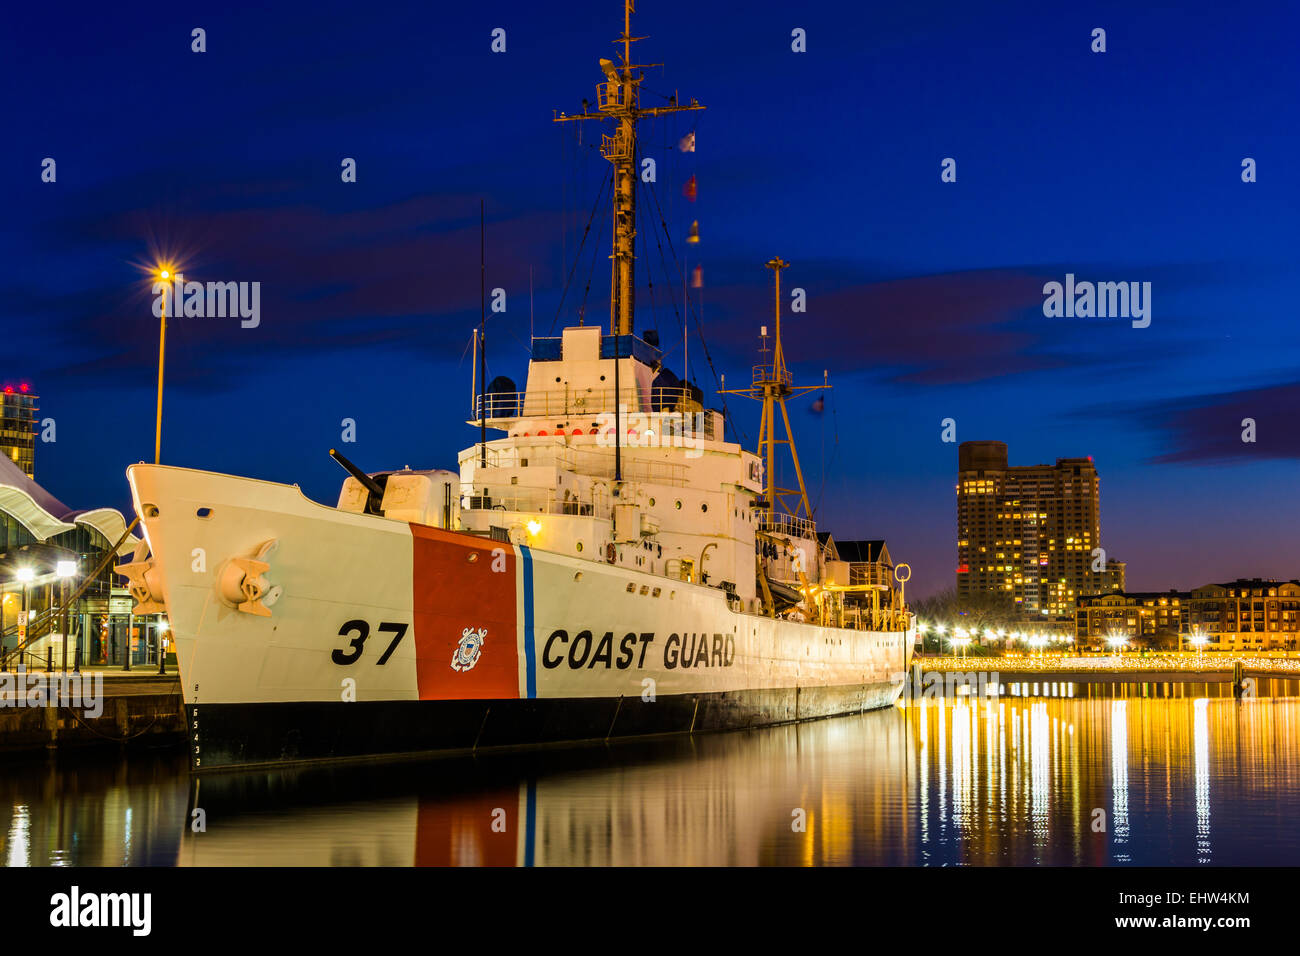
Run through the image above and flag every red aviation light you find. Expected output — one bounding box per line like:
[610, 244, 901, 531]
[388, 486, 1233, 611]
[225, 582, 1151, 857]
[19, 383, 29, 393]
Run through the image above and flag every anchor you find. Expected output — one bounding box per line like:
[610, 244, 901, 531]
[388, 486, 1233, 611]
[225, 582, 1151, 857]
[215, 539, 283, 617]
[116, 541, 167, 615]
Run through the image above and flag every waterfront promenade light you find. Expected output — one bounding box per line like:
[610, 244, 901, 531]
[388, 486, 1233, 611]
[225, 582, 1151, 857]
[56, 560, 76, 673]
[158, 618, 170, 675]
[1106, 632, 1128, 652]
[14, 566, 34, 665]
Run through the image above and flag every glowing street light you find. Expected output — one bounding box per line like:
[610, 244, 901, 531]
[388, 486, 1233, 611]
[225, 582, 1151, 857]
[56, 560, 76, 673]
[13, 567, 35, 665]
[157, 618, 170, 675]
[1106, 632, 1129, 654]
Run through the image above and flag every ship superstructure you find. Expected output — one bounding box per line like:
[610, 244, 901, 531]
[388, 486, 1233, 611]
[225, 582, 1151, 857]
[118, 0, 913, 771]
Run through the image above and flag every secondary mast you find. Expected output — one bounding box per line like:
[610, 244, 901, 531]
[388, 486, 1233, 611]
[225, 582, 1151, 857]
[723, 257, 827, 526]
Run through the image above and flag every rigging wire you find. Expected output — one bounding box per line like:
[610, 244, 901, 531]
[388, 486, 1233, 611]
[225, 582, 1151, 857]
[549, 167, 613, 334]
[640, 159, 749, 448]
[576, 176, 613, 328]
[640, 202, 660, 340]
[812, 384, 841, 518]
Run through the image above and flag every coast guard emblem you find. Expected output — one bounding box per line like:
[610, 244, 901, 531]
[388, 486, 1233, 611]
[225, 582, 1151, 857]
[452, 627, 487, 672]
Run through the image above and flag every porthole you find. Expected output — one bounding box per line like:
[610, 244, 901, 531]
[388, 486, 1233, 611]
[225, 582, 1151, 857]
[675, 500, 682, 510]
[196, 507, 213, 519]
[574, 572, 583, 582]
[701, 503, 708, 513]
[649, 497, 656, 507]
[576, 541, 584, 552]
[467, 553, 479, 563]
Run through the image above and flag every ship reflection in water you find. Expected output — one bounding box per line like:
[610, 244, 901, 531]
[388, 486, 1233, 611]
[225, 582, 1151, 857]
[4, 682, 1300, 866]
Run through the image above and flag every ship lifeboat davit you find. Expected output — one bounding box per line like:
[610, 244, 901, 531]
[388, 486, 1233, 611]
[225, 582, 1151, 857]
[215, 538, 283, 618]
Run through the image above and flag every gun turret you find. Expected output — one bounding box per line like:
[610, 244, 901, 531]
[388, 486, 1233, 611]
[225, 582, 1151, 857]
[330, 448, 385, 515]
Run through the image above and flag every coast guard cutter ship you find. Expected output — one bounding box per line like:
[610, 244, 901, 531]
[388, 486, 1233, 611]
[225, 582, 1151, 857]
[119, 0, 915, 770]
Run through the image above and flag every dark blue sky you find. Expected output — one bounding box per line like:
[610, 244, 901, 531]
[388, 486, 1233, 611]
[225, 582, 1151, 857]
[3, 0, 1298, 598]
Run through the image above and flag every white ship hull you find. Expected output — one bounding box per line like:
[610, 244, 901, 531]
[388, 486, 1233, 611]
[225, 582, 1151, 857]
[127, 464, 913, 770]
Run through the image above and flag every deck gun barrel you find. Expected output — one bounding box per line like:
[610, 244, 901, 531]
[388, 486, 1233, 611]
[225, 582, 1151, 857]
[329, 448, 385, 510]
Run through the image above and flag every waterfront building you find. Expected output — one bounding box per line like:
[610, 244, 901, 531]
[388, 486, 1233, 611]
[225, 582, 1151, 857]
[1074, 579, 1300, 651]
[0, 383, 37, 478]
[1074, 590, 1187, 648]
[1187, 579, 1300, 651]
[0, 452, 149, 667]
[957, 441, 1124, 619]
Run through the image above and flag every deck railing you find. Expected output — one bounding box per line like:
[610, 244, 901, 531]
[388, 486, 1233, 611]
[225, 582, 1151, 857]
[756, 511, 817, 540]
[471, 386, 703, 421]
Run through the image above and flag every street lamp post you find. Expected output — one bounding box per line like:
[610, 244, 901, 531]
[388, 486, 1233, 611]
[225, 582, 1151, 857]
[15, 566, 35, 670]
[57, 560, 76, 673]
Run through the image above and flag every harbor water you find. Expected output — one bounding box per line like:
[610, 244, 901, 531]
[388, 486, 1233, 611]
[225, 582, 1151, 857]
[4, 681, 1300, 866]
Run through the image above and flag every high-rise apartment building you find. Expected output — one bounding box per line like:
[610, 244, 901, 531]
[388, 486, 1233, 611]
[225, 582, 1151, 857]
[957, 440, 1123, 618]
[0, 383, 37, 478]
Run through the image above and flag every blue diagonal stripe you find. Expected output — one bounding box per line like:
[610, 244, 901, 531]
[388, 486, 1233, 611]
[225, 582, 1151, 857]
[520, 545, 536, 699]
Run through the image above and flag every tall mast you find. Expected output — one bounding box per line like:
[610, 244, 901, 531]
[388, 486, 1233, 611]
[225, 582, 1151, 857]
[479, 199, 487, 468]
[722, 257, 827, 525]
[554, 0, 704, 336]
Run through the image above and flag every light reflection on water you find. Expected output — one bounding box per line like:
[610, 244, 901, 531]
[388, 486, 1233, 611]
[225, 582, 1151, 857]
[3, 684, 1300, 866]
